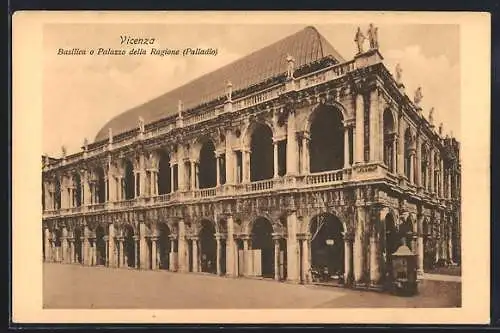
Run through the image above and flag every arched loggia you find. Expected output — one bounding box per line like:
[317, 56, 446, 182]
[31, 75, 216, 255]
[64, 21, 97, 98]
[124, 160, 135, 200]
[250, 124, 274, 181]
[199, 140, 217, 189]
[383, 213, 399, 282]
[199, 220, 217, 274]
[158, 152, 172, 195]
[310, 213, 345, 281]
[251, 217, 274, 278]
[124, 225, 137, 268]
[158, 223, 171, 270]
[383, 109, 396, 173]
[73, 173, 82, 207]
[309, 105, 344, 173]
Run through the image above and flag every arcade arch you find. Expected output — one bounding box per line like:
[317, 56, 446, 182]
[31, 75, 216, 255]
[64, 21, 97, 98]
[250, 124, 274, 182]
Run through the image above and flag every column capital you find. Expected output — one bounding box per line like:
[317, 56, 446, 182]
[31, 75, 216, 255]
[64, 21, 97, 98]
[190, 236, 199, 241]
[116, 236, 125, 241]
[239, 234, 250, 240]
[271, 232, 282, 241]
[150, 236, 159, 242]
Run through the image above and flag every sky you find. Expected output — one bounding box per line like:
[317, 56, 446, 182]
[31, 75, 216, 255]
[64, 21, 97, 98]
[43, 23, 460, 157]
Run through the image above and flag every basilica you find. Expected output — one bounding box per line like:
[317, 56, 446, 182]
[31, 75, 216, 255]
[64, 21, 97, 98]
[41, 25, 461, 289]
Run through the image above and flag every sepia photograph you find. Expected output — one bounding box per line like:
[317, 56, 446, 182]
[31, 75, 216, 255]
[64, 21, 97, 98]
[12, 11, 490, 324]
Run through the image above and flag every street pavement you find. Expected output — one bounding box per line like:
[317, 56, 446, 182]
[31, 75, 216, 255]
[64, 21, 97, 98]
[43, 263, 461, 309]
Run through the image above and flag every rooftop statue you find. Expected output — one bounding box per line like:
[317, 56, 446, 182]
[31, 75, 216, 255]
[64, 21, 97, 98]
[108, 127, 113, 143]
[83, 137, 89, 150]
[178, 100, 183, 118]
[226, 80, 233, 101]
[138, 116, 145, 133]
[367, 23, 379, 49]
[428, 107, 434, 125]
[354, 27, 366, 54]
[414, 87, 423, 106]
[395, 63, 403, 85]
[286, 54, 295, 79]
[61, 145, 67, 158]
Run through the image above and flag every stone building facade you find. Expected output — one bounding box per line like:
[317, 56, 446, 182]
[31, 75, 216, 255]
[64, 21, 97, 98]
[42, 26, 461, 289]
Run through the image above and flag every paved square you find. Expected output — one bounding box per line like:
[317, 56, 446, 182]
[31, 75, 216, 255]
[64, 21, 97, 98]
[43, 263, 461, 309]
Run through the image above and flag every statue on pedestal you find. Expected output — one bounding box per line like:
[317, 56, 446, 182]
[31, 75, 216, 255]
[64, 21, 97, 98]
[354, 27, 366, 54]
[367, 23, 379, 49]
[178, 100, 183, 118]
[414, 87, 423, 106]
[61, 145, 67, 159]
[225, 80, 233, 101]
[428, 107, 434, 125]
[83, 137, 89, 151]
[395, 63, 403, 85]
[286, 54, 295, 79]
[108, 127, 113, 143]
[138, 116, 145, 133]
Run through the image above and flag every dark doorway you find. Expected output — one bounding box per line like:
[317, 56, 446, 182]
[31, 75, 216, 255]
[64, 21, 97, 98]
[199, 220, 217, 274]
[383, 213, 399, 282]
[310, 213, 344, 280]
[124, 225, 136, 268]
[199, 140, 217, 189]
[251, 217, 274, 278]
[250, 124, 274, 181]
[158, 151, 172, 195]
[158, 223, 171, 270]
[74, 227, 83, 264]
[95, 225, 106, 266]
[309, 106, 344, 173]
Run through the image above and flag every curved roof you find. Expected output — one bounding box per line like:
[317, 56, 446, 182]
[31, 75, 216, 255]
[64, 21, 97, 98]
[94, 26, 344, 142]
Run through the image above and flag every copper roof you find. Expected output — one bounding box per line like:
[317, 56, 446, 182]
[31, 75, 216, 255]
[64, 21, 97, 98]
[94, 26, 344, 142]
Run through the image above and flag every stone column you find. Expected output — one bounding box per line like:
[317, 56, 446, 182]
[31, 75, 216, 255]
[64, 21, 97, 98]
[369, 234, 381, 286]
[139, 223, 147, 269]
[354, 94, 365, 163]
[91, 238, 97, 266]
[344, 234, 353, 285]
[344, 125, 350, 168]
[132, 236, 139, 268]
[225, 215, 236, 277]
[286, 110, 298, 175]
[242, 149, 251, 183]
[440, 158, 445, 197]
[43, 228, 51, 262]
[169, 237, 176, 271]
[215, 154, 221, 186]
[190, 160, 197, 190]
[117, 237, 124, 267]
[301, 234, 311, 283]
[242, 236, 251, 276]
[286, 211, 300, 283]
[178, 219, 187, 272]
[103, 236, 109, 266]
[429, 150, 435, 193]
[273, 235, 280, 281]
[108, 224, 116, 267]
[409, 151, 415, 184]
[225, 129, 235, 185]
[417, 217, 425, 278]
[151, 236, 158, 270]
[368, 89, 379, 162]
[416, 136, 422, 187]
[353, 207, 365, 284]
[191, 237, 199, 272]
[302, 134, 310, 174]
[216, 235, 222, 275]
[273, 139, 279, 178]
[391, 135, 397, 173]
[397, 117, 405, 175]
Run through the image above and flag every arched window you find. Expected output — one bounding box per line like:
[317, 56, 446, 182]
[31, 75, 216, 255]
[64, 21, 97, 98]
[309, 105, 344, 173]
[199, 140, 217, 188]
[250, 124, 274, 181]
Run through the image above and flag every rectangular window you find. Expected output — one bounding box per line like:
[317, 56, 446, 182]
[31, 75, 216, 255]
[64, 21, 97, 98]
[278, 140, 287, 176]
[220, 154, 226, 185]
[236, 151, 243, 183]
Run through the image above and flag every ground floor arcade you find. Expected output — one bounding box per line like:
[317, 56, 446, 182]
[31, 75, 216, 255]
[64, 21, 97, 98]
[42, 205, 459, 289]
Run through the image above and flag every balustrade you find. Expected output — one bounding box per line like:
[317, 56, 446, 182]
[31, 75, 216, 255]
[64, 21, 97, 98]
[305, 169, 344, 185]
